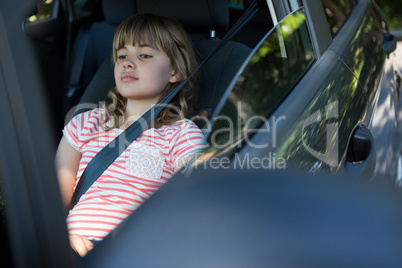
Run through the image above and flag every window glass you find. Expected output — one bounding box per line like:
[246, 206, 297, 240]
[27, 0, 54, 22]
[321, 0, 355, 36]
[287, 0, 303, 11]
[200, 8, 315, 160]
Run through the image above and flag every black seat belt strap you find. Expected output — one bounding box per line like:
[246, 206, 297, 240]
[70, 1, 262, 210]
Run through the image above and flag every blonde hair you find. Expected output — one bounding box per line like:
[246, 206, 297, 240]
[104, 13, 206, 129]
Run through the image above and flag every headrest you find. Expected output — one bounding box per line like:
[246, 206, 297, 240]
[137, 0, 229, 34]
[102, 0, 138, 25]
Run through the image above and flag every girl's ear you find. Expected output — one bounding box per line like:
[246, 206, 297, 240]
[169, 71, 181, 83]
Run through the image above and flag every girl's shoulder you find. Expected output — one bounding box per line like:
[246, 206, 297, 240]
[70, 107, 107, 130]
[63, 108, 108, 148]
[74, 107, 106, 122]
[85, 107, 106, 117]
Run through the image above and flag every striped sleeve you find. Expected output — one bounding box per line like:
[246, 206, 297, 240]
[62, 108, 105, 152]
[170, 120, 206, 167]
[63, 112, 83, 152]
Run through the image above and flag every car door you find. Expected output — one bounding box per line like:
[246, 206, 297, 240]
[195, 0, 399, 181]
[335, 0, 402, 182]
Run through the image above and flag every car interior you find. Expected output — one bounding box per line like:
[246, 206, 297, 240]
[3, 0, 402, 266]
[27, 0, 274, 140]
[75, 0, 253, 124]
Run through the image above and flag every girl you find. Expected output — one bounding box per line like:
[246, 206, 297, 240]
[56, 13, 206, 256]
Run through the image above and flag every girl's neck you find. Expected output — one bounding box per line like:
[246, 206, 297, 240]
[120, 98, 161, 130]
[124, 98, 158, 116]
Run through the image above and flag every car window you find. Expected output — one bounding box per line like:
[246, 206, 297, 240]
[321, 0, 355, 37]
[28, 0, 99, 22]
[199, 8, 315, 161]
[27, 0, 54, 22]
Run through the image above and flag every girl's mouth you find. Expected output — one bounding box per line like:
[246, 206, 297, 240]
[121, 73, 138, 82]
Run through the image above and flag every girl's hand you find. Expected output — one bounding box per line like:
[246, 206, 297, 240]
[69, 234, 94, 257]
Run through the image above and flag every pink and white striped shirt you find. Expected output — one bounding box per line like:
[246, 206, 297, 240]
[63, 108, 205, 240]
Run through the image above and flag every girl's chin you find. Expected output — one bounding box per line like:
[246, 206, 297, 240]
[117, 90, 162, 103]
[117, 88, 141, 98]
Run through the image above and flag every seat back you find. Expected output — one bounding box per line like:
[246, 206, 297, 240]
[68, 0, 137, 106]
[75, 0, 252, 122]
[82, 0, 138, 85]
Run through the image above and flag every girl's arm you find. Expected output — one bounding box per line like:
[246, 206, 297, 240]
[56, 137, 94, 257]
[55, 136, 81, 210]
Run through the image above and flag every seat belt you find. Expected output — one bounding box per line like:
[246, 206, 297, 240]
[70, 1, 262, 210]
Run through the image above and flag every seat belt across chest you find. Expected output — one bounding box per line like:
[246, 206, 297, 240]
[69, 1, 262, 210]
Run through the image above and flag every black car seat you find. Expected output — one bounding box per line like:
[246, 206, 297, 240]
[67, 0, 137, 106]
[80, 0, 138, 89]
[74, 0, 252, 124]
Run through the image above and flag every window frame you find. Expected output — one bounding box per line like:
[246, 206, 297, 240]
[199, 7, 317, 162]
[299, 0, 333, 58]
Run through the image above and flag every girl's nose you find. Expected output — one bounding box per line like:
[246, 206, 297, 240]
[123, 57, 136, 69]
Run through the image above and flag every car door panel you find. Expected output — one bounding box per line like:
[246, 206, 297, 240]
[338, 1, 401, 181]
[198, 6, 369, 176]
[339, 3, 385, 100]
[244, 59, 367, 174]
[229, 0, 395, 178]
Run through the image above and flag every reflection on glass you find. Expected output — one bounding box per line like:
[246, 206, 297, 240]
[340, 9, 384, 100]
[274, 61, 366, 172]
[201, 8, 315, 159]
[28, 0, 54, 22]
[321, 0, 354, 36]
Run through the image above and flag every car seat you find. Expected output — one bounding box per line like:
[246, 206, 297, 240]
[74, 0, 252, 125]
[67, 0, 137, 106]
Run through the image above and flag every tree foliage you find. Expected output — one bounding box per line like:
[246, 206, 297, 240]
[374, 0, 402, 28]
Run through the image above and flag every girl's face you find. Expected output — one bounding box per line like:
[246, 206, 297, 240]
[114, 43, 179, 103]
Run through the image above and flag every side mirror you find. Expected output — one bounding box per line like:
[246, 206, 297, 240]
[382, 32, 397, 55]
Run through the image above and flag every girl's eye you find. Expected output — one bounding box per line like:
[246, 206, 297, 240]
[117, 55, 127, 60]
[139, 54, 152, 59]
